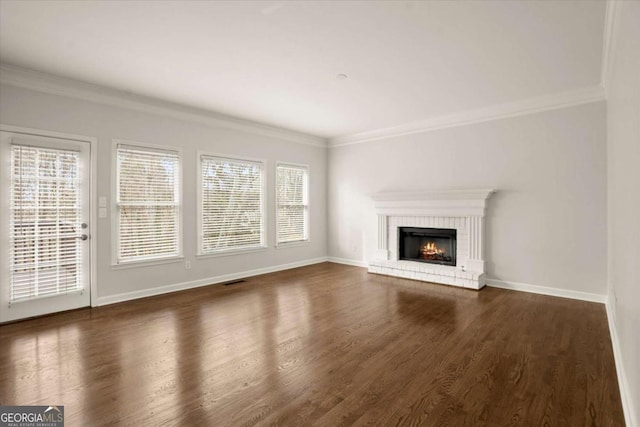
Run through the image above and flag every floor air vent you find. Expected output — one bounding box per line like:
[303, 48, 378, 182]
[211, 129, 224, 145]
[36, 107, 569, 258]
[222, 279, 246, 286]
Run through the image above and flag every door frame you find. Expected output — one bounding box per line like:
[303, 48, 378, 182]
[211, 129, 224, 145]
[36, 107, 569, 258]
[0, 124, 98, 309]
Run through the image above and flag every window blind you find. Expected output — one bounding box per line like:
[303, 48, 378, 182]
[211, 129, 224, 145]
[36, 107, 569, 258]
[116, 144, 180, 263]
[200, 155, 264, 253]
[276, 164, 309, 244]
[9, 145, 82, 301]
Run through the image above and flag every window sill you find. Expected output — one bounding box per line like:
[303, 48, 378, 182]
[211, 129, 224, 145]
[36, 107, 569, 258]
[276, 240, 310, 249]
[197, 246, 268, 259]
[112, 256, 184, 270]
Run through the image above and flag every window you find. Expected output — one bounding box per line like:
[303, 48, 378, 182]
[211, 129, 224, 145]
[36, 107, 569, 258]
[276, 163, 309, 245]
[115, 142, 181, 264]
[9, 144, 83, 300]
[199, 154, 265, 254]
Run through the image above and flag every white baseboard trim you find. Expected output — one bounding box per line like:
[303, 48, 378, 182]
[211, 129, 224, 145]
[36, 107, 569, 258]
[606, 297, 636, 427]
[327, 257, 369, 268]
[485, 278, 607, 303]
[96, 257, 329, 306]
[321, 264, 608, 304]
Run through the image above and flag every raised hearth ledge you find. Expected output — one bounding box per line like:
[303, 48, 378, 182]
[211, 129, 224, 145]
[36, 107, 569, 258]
[370, 189, 494, 290]
[369, 260, 483, 289]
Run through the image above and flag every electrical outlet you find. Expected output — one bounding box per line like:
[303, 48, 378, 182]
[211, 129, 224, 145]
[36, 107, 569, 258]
[185, 260, 191, 270]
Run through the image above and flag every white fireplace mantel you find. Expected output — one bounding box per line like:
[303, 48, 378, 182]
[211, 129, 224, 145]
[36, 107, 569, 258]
[369, 189, 494, 290]
[372, 189, 494, 217]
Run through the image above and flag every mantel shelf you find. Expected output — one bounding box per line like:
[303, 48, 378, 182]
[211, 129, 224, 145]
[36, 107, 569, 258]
[371, 189, 495, 218]
[371, 189, 495, 202]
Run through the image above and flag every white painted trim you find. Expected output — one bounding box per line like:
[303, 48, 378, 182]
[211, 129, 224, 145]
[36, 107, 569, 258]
[196, 247, 268, 259]
[326, 261, 610, 304]
[89, 134, 99, 308]
[275, 240, 311, 249]
[372, 189, 494, 218]
[372, 189, 495, 202]
[111, 256, 185, 270]
[0, 63, 327, 148]
[0, 63, 607, 149]
[329, 85, 605, 146]
[327, 257, 369, 268]
[486, 278, 606, 304]
[0, 124, 100, 308]
[606, 297, 636, 427]
[601, 0, 620, 92]
[0, 124, 97, 144]
[0, 64, 607, 149]
[96, 257, 329, 306]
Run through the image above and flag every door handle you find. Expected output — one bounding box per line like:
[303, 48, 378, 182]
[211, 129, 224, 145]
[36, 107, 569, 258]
[76, 234, 89, 241]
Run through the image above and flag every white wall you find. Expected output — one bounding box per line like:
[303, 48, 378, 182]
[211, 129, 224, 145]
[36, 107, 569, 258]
[0, 84, 327, 302]
[328, 101, 607, 295]
[606, 1, 640, 425]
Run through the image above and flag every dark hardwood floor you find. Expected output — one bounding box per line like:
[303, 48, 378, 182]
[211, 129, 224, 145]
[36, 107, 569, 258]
[0, 262, 624, 426]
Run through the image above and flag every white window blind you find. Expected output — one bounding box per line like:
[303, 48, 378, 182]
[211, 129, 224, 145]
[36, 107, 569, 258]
[116, 144, 180, 263]
[276, 164, 309, 244]
[9, 145, 82, 301]
[200, 155, 264, 254]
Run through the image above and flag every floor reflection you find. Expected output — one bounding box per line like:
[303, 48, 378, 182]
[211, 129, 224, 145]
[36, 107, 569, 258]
[1, 263, 616, 426]
[395, 290, 457, 326]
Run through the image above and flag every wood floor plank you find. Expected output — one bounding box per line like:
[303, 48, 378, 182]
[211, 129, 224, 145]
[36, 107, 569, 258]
[0, 262, 625, 426]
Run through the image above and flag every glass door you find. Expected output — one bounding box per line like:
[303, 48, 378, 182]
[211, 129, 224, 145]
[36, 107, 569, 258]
[0, 131, 91, 322]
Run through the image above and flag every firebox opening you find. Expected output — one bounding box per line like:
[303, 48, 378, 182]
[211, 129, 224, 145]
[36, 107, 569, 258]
[398, 227, 457, 267]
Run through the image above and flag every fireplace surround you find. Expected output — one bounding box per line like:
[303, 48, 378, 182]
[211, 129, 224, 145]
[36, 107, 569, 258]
[368, 189, 494, 289]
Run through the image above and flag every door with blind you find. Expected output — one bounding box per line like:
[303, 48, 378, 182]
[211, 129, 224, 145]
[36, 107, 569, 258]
[0, 130, 91, 322]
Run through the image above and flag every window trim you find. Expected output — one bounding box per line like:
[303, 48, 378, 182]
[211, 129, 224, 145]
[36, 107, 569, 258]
[197, 151, 267, 257]
[275, 161, 310, 247]
[111, 139, 183, 267]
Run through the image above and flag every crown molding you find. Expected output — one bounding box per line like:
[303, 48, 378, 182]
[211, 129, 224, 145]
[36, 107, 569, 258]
[0, 63, 327, 148]
[328, 85, 605, 147]
[601, 0, 620, 93]
[1, 63, 608, 150]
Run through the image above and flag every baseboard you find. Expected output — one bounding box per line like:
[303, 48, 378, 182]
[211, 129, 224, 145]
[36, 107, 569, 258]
[321, 264, 608, 303]
[327, 257, 369, 268]
[96, 257, 329, 306]
[606, 297, 636, 427]
[485, 278, 607, 303]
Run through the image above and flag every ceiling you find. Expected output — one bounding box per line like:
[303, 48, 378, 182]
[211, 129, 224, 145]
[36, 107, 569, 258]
[0, 1, 606, 139]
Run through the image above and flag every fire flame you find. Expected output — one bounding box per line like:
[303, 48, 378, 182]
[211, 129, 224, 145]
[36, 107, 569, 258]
[421, 242, 444, 256]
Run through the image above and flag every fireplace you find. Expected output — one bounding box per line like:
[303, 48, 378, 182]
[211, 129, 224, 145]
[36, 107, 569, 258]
[369, 189, 494, 289]
[398, 227, 457, 267]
